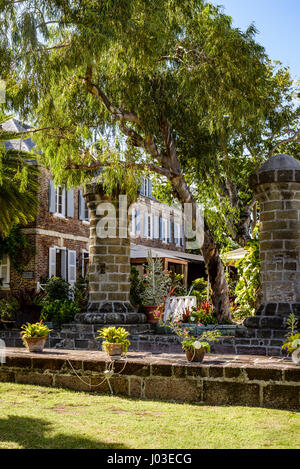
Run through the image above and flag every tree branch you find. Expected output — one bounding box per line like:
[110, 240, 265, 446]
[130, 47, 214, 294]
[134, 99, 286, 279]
[269, 129, 300, 157]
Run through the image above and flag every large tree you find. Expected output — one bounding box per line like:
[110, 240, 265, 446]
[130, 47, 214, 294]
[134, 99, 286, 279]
[0, 115, 39, 236]
[1, 0, 298, 321]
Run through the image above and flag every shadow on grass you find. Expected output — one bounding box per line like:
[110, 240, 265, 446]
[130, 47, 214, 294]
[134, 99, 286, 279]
[0, 415, 128, 449]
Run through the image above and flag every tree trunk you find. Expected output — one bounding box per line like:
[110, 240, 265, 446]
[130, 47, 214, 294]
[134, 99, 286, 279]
[202, 222, 231, 322]
[169, 173, 231, 322]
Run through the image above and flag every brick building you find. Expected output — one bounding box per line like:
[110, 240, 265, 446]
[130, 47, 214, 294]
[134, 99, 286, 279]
[0, 119, 205, 295]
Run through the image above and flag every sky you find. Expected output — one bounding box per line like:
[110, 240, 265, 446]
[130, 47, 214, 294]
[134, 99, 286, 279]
[210, 0, 300, 80]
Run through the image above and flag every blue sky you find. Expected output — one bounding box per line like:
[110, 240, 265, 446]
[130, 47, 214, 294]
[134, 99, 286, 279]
[210, 0, 300, 79]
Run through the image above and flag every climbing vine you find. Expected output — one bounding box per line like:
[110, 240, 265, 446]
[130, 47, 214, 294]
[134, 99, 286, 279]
[0, 226, 35, 275]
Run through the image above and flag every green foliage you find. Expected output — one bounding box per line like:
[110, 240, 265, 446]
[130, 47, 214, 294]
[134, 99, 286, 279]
[168, 273, 187, 297]
[16, 288, 47, 308]
[41, 299, 80, 326]
[73, 276, 89, 312]
[44, 277, 70, 301]
[0, 117, 39, 236]
[191, 278, 209, 303]
[141, 251, 171, 305]
[0, 226, 34, 275]
[0, 296, 19, 321]
[169, 321, 222, 353]
[97, 326, 131, 354]
[181, 338, 211, 353]
[233, 238, 260, 320]
[189, 304, 218, 326]
[129, 266, 145, 306]
[282, 314, 300, 356]
[20, 321, 51, 340]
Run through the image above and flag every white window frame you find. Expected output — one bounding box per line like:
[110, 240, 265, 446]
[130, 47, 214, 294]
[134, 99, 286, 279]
[162, 218, 168, 243]
[0, 254, 10, 289]
[82, 249, 89, 277]
[49, 246, 67, 280]
[55, 186, 66, 218]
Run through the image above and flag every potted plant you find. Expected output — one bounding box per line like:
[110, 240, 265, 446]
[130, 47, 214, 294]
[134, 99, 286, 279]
[282, 314, 300, 365]
[21, 321, 52, 353]
[97, 326, 131, 357]
[164, 317, 221, 362]
[181, 329, 222, 362]
[141, 251, 171, 323]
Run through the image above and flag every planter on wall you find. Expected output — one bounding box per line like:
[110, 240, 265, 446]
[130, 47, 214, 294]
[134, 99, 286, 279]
[103, 343, 123, 357]
[23, 336, 48, 353]
[185, 348, 205, 363]
[143, 305, 159, 324]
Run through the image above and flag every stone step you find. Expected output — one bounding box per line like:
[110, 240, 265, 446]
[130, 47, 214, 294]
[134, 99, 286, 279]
[60, 323, 155, 335]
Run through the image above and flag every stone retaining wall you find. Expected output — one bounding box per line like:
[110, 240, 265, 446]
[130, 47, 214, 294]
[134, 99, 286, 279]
[0, 348, 299, 410]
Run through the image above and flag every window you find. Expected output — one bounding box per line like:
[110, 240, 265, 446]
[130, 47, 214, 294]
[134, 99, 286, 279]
[143, 212, 153, 239]
[82, 250, 89, 278]
[140, 178, 152, 198]
[49, 180, 74, 218]
[0, 254, 10, 288]
[55, 187, 65, 216]
[49, 247, 77, 285]
[78, 190, 89, 222]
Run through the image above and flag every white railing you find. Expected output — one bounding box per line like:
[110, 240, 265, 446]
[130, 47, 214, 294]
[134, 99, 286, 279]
[163, 296, 197, 323]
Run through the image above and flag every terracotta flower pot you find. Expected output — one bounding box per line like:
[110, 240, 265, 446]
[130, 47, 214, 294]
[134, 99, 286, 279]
[144, 305, 159, 324]
[292, 348, 300, 365]
[185, 347, 205, 363]
[103, 343, 123, 357]
[23, 336, 48, 353]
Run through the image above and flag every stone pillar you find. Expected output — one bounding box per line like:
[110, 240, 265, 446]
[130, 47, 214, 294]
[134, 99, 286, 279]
[245, 154, 300, 330]
[75, 181, 146, 324]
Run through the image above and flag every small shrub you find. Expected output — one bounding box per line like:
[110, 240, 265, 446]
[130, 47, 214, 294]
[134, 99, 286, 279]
[41, 299, 80, 326]
[0, 296, 19, 321]
[44, 277, 70, 301]
[130, 266, 145, 306]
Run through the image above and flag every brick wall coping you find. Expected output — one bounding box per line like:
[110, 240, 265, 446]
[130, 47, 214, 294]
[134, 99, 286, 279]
[3, 347, 299, 374]
[1, 348, 299, 409]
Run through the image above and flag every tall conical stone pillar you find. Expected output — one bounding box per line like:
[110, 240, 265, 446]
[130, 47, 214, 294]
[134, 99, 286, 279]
[75, 181, 146, 324]
[244, 154, 300, 330]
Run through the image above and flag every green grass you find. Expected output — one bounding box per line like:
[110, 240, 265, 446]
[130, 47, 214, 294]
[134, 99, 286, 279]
[0, 382, 299, 449]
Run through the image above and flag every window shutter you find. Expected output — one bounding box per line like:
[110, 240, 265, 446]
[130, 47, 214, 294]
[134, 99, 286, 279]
[68, 250, 76, 285]
[154, 215, 159, 239]
[144, 212, 148, 238]
[61, 189, 66, 217]
[136, 209, 141, 235]
[139, 180, 144, 196]
[181, 225, 185, 246]
[168, 220, 172, 243]
[159, 217, 163, 240]
[131, 208, 136, 235]
[67, 189, 74, 218]
[149, 214, 153, 239]
[148, 179, 152, 198]
[49, 248, 56, 278]
[49, 180, 56, 213]
[78, 190, 85, 220]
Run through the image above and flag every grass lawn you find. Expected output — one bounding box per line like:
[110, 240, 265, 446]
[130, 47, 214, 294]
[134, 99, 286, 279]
[0, 382, 299, 449]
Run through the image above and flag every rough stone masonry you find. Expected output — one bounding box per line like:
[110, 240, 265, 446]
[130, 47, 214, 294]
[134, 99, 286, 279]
[75, 180, 146, 325]
[245, 154, 300, 330]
